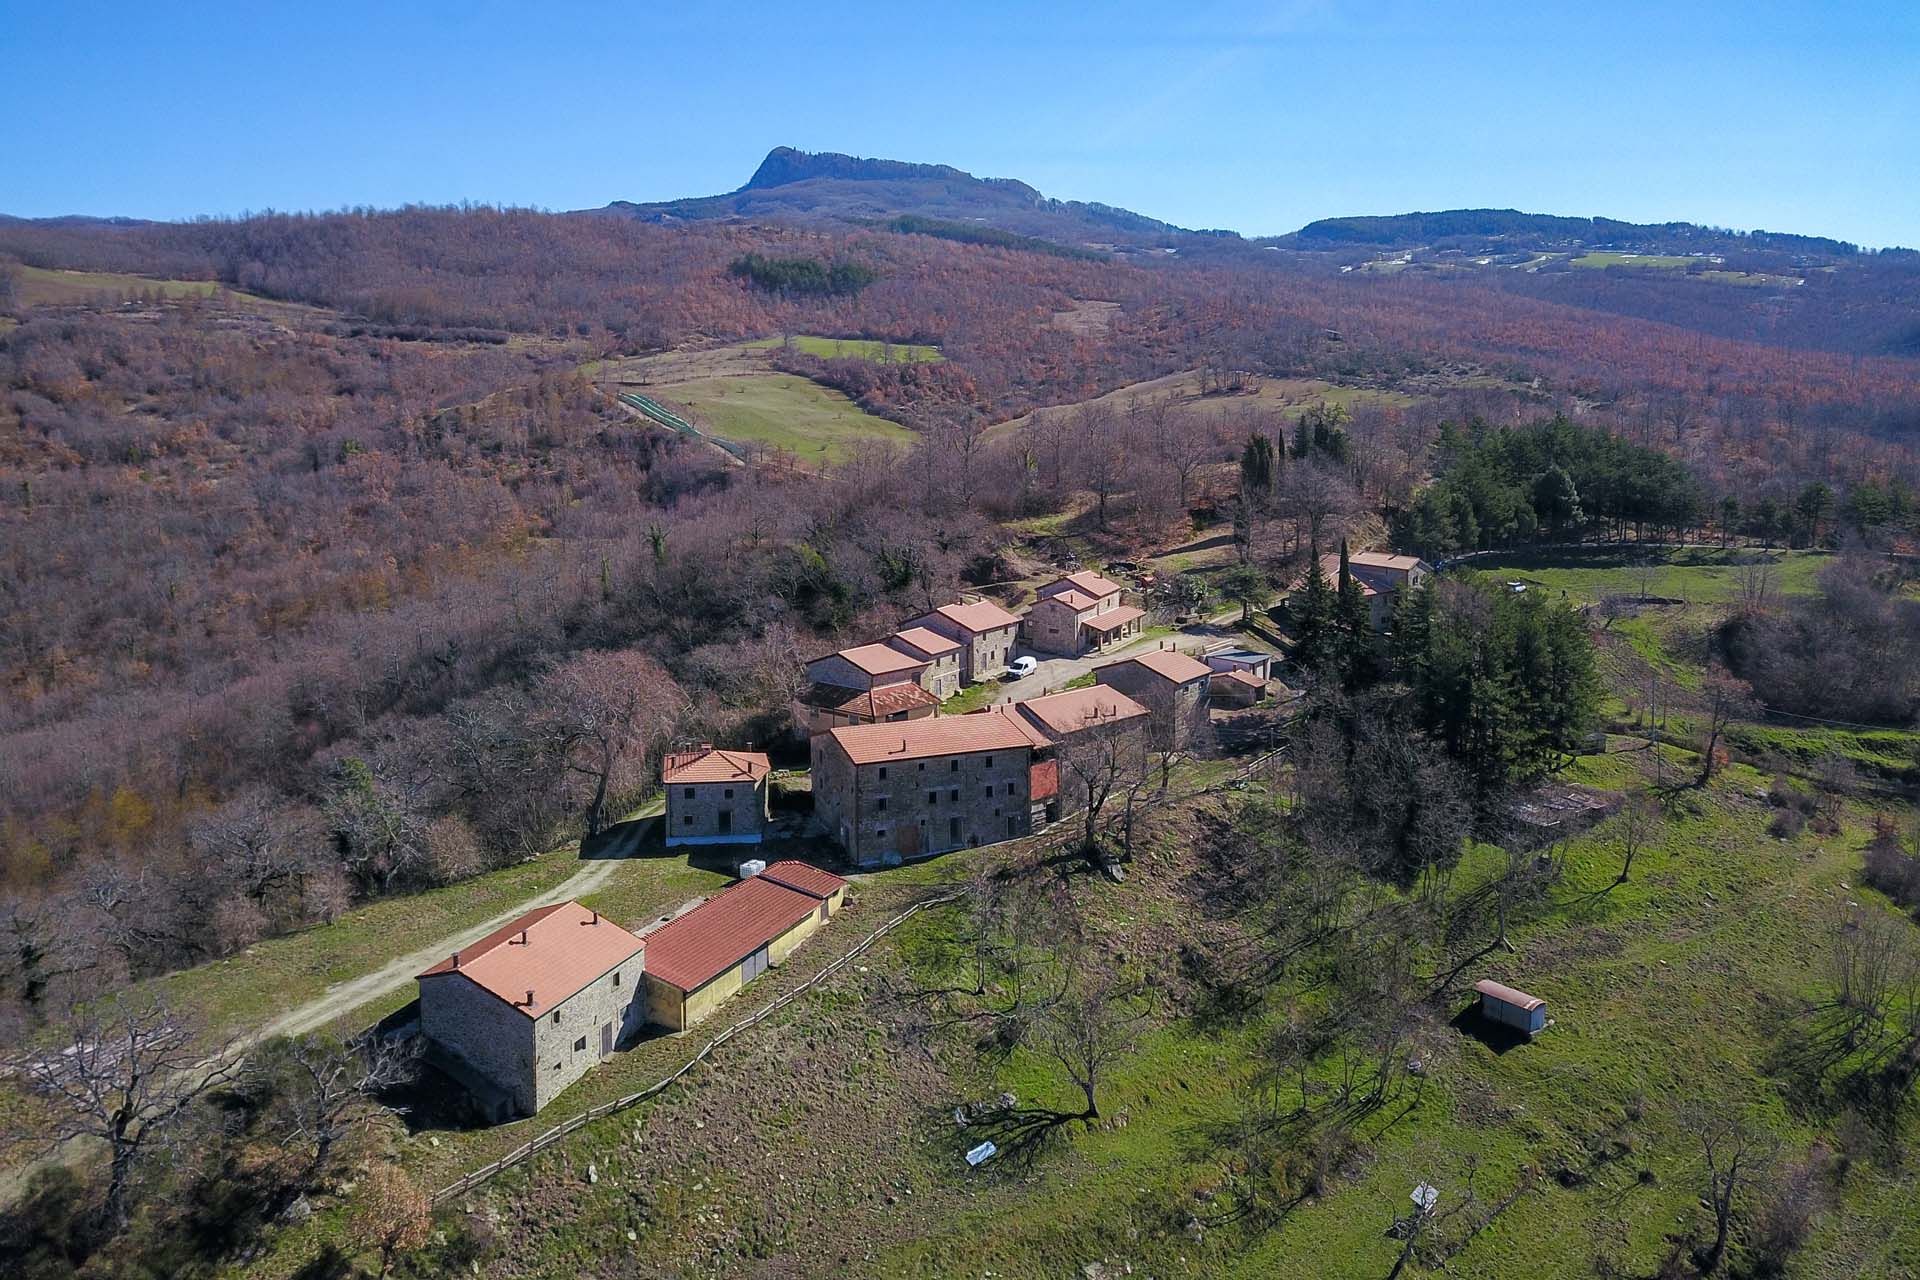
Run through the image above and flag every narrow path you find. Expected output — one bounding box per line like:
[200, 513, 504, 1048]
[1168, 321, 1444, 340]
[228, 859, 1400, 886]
[248, 817, 653, 1046]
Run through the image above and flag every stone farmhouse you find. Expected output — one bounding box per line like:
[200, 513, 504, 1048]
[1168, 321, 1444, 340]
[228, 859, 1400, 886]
[1307, 550, 1433, 630]
[903, 599, 1022, 684]
[1010, 685, 1151, 820]
[416, 901, 647, 1120]
[1095, 646, 1214, 752]
[663, 746, 771, 846]
[792, 642, 940, 739]
[1022, 570, 1146, 656]
[886, 626, 963, 698]
[641, 860, 849, 1031]
[810, 713, 1047, 866]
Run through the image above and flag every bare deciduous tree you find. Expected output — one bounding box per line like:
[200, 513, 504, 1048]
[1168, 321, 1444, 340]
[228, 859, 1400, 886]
[10, 997, 239, 1226]
[1038, 961, 1151, 1119]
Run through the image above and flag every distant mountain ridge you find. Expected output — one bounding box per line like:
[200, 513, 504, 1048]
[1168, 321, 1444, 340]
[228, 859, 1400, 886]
[1274, 208, 1865, 259]
[594, 146, 1189, 249]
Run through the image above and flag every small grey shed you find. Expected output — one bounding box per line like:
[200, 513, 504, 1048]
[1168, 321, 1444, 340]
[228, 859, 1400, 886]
[1474, 979, 1548, 1036]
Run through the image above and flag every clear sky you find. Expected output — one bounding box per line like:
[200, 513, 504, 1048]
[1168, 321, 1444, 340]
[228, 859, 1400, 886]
[3, 0, 1917, 246]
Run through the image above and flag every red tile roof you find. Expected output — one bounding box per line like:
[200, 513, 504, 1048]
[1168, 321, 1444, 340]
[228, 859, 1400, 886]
[418, 901, 643, 1018]
[1213, 668, 1267, 688]
[799, 681, 938, 718]
[1013, 686, 1149, 739]
[1110, 648, 1211, 685]
[825, 711, 1039, 765]
[888, 627, 961, 658]
[1083, 604, 1146, 633]
[758, 860, 850, 900]
[1029, 758, 1059, 801]
[923, 600, 1021, 635]
[642, 876, 822, 992]
[1036, 588, 1102, 611]
[1043, 570, 1124, 600]
[663, 747, 772, 785]
[836, 643, 929, 677]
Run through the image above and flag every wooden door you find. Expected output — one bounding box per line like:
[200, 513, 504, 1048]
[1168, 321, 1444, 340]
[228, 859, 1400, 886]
[600, 1021, 613, 1057]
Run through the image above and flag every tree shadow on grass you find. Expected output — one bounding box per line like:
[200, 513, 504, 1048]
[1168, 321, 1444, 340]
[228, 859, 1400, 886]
[1449, 1005, 1532, 1056]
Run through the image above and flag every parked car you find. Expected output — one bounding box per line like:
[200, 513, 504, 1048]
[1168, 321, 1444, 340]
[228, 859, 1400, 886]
[1004, 656, 1038, 680]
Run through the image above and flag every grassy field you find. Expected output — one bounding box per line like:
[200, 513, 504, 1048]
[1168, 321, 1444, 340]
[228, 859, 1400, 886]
[651, 373, 915, 464]
[1569, 252, 1696, 270]
[8, 264, 290, 308]
[1463, 545, 1833, 604]
[986, 369, 1422, 443]
[742, 334, 943, 363]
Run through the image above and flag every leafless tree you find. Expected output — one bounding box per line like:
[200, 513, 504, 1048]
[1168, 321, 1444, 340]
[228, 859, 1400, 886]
[1054, 716, 1150, 867]
[1276, 459, 1360, 562]
[533, 648, 687, 837]
[10, 997, 239, 1226]
[1693, 665, 1752, 786]
[1037, 961, 1151, 1119]
[1611, 788, 1662, 886]
[259, 1032, 420, 1188]
[1684, 1102, 1778, 1274]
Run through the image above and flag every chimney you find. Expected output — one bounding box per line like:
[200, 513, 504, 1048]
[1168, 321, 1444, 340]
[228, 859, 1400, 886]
[452, 951, 460, 968]
[591, 909, 599, 924]
[525, 989, 534, 1007]
[518, 929, 528, 945]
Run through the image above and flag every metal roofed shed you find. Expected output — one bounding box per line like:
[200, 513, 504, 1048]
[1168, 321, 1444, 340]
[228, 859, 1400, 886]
[1474, 979, 1548, 1037]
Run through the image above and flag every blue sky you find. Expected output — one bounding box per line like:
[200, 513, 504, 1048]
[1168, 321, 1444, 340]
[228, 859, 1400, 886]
[3, 0, 1917, 246]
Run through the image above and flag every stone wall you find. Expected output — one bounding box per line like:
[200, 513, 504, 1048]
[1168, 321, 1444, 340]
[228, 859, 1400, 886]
[528, 959, 648, 1112]
[419, 973, 538, 1116]
[667, 777, 769, 845]
[813, 737, 1032, 866]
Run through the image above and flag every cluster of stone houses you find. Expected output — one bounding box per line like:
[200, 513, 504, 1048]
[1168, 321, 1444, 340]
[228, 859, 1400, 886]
[811, 645, 1215, 867]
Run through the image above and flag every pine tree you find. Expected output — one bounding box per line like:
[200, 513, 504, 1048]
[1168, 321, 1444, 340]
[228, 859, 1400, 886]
[1293, 554, 1338, 672]
[1333, 541, 1379, 687]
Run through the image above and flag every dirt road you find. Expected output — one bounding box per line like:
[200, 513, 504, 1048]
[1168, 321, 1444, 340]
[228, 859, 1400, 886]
[248, 817, 654, 1047]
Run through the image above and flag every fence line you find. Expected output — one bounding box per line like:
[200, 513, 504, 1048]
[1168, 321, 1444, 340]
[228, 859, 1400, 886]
[430, 738, 1293, 1206]
[430, 888, 961, 1205]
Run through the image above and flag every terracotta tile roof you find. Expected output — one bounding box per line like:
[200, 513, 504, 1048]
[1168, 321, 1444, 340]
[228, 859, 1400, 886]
[1213, 668, 1267, 688]
[663, 747, 771, 785]
[642, 877, 821, 992]
[1351, 551, 1427, 573]
[836, 643, 928, 677]
[825, 711, 1039, 765]
[1036, 588, 1102, 612]
[799, 681, 938, 718]
[1044, 570, 1124, 599]
[888, 627, 961, 658]
[758, 860, 850, 899]
[1013, 686, 1149, 740]
[924, 600, 1021, 635]
[418, 901, 643, 1018]
[1110, 648, 1212, 685]
[1083, 604, 1146, 632]
[1474, 979, 1545, 1012]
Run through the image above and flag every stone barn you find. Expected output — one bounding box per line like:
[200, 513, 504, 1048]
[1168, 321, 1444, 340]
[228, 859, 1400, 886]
[416, 901, 647, 1119]
[641, 863, 850, 1032]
